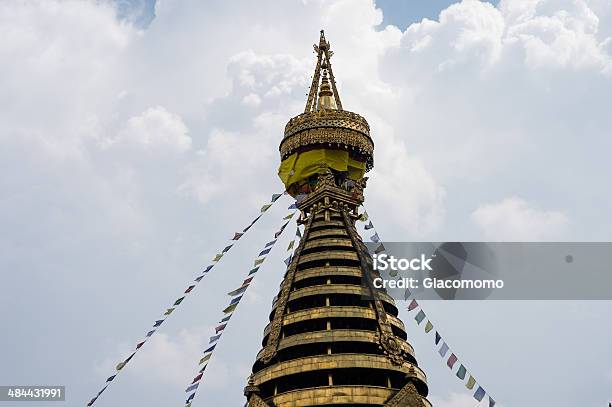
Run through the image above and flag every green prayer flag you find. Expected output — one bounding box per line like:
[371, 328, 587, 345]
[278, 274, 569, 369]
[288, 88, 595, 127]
[466, 375, 476, 390]
[287, 240, 295, 250]
[260, 204, 272, 213]
[223, 303, 238, 314]
[456, 364, 467, 380]
[283, 213, 293, 220]
[425, 320, 433, 333]
[415, 310, 426, 324]
[248, 267, 259, 275]
[173, 297, 185, 306]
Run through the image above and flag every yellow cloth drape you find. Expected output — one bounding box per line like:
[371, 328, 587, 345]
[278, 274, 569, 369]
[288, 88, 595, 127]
[347, 157, 366, 180]
[278, 149, 366, 188]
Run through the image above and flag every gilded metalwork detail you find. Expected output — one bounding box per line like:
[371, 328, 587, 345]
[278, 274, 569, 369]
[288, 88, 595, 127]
[272, 386, 396, 407]
[246, 30, 432, 407]
[280, 124, 374, 168]
[304, 30, 343, 113]
[244, 377, 272, 407]
[259, 214, 315, 364]
[341, 209, 407, 366]
[252, 354, 427, 385]
[247, 393, 271, 407]
[281, 284, 396, 306]
[256, 330, 415, 361]
[385, 381, 426, 407]
[284, 109, 370, 139]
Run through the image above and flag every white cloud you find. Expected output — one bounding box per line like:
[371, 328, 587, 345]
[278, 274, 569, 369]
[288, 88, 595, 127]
[111, 106, 192, 152]
[366, 120, 445, 236]
[96, 328, 205, 388]
[471, 197, 570, 240]
[2, 1, 612, 406]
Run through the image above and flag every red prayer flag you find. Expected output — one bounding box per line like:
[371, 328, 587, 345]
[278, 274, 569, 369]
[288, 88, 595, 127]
[185, 285, 195, 293]
[447, 353, 458, 369]
[408, 299, 418, 311]
[136, 341, 145, 349]
[243, 276, 254, 285]
[191, 372, 203, 384]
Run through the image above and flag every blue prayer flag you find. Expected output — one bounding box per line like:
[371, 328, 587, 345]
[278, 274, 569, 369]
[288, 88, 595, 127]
[474, 386, 486, 402]
[439, 342, 449, 358]
[185, 382, 199, 393]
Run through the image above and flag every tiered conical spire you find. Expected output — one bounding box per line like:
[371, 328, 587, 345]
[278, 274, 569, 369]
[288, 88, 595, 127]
[305, 30, 343, 112]
[245, 31, 431, 407]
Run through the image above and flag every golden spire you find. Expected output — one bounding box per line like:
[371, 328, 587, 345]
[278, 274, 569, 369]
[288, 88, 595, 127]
[247, 32, 432, 407]
[317, 67, 337, 110]
[304, 30, 343, 113]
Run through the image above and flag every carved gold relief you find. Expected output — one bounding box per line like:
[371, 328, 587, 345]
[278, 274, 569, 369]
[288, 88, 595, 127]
[385, 381, 426, 407]
[284, 109, 370, 138]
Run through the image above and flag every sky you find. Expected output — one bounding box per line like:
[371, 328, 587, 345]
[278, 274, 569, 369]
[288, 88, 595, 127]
[1, 0, 612, 406]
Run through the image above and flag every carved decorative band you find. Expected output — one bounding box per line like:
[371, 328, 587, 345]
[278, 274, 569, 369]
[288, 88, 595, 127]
[284, 110, 370, 138]
[279, 127, 374, 159]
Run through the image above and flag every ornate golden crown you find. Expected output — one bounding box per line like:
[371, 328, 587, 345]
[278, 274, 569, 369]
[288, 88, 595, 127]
[278, 30, 374, 171]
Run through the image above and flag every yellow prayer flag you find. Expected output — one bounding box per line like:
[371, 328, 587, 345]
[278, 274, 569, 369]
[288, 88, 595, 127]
[164, 308, 175, 316]
[260, 204, 272, 213]
[425, 321, 433, 333]
[199, 354, 212, 365]
[213, 253, 223, 262]
[283, 213, 293, 220]
[223, 303, 238, 314]
[254, 258, 265, 267]
[287, 240, 295, 250]
[466, 375, 476, 390]
[116, 362, 125, 371]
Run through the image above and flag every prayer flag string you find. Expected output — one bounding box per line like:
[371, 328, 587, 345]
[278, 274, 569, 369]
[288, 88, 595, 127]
[86, 192, 286, 406]
[358, 209, 496, 407]
[182, 205, 300, 407]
